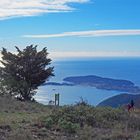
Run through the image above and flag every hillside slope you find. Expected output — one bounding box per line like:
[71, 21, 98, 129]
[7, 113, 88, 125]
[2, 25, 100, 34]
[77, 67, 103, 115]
[0, 96, 140, 140]
[97, 93, 140, 108]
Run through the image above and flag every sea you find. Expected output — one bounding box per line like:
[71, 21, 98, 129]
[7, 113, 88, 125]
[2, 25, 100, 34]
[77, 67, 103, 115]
[35, 57, 140, 106]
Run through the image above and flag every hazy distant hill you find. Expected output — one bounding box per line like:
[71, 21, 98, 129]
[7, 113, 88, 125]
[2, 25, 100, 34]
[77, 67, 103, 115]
[97, 93, 140, 108]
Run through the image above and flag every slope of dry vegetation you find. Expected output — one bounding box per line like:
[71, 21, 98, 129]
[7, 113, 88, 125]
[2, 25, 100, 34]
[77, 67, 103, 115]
[0, 96, 140, 140]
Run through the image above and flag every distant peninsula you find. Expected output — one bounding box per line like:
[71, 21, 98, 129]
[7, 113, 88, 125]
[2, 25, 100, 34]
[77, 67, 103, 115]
[63, 75, 140, 93]
[45, 75, 140, 93]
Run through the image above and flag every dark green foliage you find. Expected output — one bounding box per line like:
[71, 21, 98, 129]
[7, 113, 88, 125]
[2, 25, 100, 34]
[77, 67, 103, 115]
[0, 45, 54, 100]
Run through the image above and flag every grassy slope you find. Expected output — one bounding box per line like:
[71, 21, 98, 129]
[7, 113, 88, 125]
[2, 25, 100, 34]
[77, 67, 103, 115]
[0, 96, 140, 140]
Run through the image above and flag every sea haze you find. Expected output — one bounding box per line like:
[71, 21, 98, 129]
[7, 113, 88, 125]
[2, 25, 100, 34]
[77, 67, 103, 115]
[35, 57, 140, 106]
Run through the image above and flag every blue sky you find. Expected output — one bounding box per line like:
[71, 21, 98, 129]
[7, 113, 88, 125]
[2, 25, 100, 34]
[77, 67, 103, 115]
[0, 0, 140, 58]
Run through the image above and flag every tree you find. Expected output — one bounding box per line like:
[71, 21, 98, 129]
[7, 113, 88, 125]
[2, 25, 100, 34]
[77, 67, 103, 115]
[0, 45, 54, 100]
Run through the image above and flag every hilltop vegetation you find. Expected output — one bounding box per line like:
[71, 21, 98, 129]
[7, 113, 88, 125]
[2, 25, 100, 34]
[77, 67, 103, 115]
[0, 96, 140, 140]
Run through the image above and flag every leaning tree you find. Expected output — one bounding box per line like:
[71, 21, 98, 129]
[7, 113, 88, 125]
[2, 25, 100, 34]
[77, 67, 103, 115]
[0, 45, 54, 100]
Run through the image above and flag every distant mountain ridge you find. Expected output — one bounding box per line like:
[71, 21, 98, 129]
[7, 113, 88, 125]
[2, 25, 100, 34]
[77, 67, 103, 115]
[97, 93, 140, 108]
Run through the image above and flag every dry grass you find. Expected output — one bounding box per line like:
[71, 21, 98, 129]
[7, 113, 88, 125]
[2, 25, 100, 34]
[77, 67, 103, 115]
[0, 96, 140, 140]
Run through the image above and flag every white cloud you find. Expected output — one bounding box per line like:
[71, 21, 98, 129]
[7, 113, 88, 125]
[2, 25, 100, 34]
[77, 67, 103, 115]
[23, 29, 140, 38]
[49, 51, 140, 59]
[0, 0, 89, 20]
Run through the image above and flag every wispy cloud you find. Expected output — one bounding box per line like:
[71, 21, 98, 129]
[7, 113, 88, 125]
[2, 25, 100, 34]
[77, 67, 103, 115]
[0, 0, 89, 20]
[23, 29, 140, 38]
[50, 51, 140, 59]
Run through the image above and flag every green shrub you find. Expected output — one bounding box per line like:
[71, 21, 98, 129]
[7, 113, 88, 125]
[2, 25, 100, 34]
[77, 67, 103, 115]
[43, 116, 54, 128]
[58, 119, 80, 133]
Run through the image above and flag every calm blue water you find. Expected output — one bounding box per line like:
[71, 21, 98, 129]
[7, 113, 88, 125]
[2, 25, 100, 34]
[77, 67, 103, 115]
[35, 57, 140, 106]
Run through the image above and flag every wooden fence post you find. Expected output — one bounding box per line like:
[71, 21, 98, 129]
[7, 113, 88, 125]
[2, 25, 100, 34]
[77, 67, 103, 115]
[55, 93, 60, 106]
